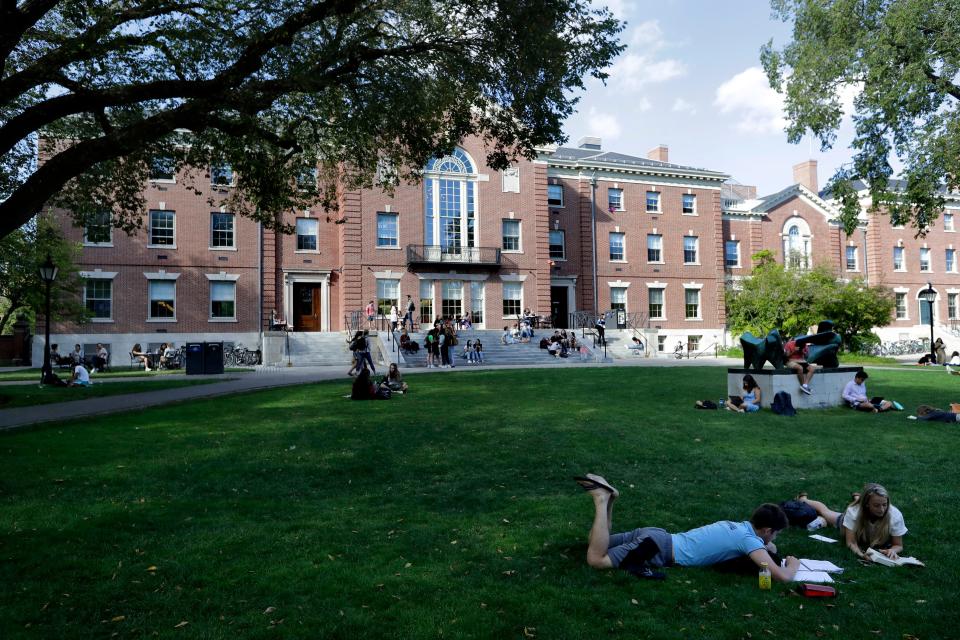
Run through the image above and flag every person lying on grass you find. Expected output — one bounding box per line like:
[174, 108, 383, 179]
[793, 483, 906, 561]
[915, 404, 960, 422]
[574, 474, 798, 581]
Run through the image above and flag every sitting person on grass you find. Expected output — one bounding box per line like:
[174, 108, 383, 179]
[792, 484, 907, 561]
[68, 362, 91, 387]
[351, 368, 377, 400]
[841, 370, 898, 412]
[382, 362, 409, 393]
[574, 473, 799, 581]
[728, 374, 761, 413]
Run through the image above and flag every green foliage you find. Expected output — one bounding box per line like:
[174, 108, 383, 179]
[726, 257, 895, 348]
[762, 0, 960, 235]
[0, 1, 625, 238]
[0, 216, 88, 333]
[1, 367, 957, 638]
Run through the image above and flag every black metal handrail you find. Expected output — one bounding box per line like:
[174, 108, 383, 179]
[406, 244, 502, 266]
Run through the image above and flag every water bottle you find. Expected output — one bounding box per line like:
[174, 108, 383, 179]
[758, 562, 772, 590]
[719, 399, 726, 409]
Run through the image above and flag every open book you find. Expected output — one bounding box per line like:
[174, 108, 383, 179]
[866, 548, 925, 567]
[792, 559, 844, 583]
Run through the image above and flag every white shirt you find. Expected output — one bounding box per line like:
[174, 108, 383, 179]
[389, 306, 398, 322]
[74, 365, 90, 383]
[951, 355, 960, 366]
[97, 346, 108, 358]
[843, 504, 907, 537]
[842, 379, 868, 404]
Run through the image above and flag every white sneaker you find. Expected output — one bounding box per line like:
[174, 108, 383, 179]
[800, 384, 813, 395]
[806, 515, 827, 531]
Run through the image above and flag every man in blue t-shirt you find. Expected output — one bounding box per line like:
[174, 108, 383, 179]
[574, 473, 800, 581]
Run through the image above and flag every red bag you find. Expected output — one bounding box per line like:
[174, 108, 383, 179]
[796, 584, 837, 597]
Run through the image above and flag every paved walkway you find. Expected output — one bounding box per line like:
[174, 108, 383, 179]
[2, 354, 922, 431]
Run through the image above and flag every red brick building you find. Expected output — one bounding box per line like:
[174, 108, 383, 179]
[37, 135, 960, 364]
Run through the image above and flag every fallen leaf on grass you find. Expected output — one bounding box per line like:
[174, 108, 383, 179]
[404, 562, 412, 568]
[110, 616, 125, 622]
[174, 621, 189, 628]
[523, 627, 536, 638]
[631, 599, 639, 606]
[146, 566, 157, 572]
[502, 570, 516, 576]
[263, 607, 276, 615]
[743, 613, 754, 618]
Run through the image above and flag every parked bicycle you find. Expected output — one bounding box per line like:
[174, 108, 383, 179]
[223, 343, 262, 367]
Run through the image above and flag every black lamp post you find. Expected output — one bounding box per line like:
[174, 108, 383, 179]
[39, 254, 59, 384]
[919, 282, 936, 361]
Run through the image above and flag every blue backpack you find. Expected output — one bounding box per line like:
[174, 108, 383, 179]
[772, 391, 797, 416]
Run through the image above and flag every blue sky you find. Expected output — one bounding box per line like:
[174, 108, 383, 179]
[563, 0, 878, 196]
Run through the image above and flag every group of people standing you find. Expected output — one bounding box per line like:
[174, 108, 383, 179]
[424, 319, 463, 369]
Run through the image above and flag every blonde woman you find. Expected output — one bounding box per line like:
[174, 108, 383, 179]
[796, 484, 907, 560]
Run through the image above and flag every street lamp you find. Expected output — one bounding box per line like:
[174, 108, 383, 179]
[38, 254, 59, 385]
[919, 282, 936, 361]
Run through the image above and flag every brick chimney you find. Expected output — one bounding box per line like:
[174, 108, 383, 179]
[647, 145, 669, 163]
[793, 160, 818, 194]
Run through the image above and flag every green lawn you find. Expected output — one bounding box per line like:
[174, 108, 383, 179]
[0, 378, 224, 409]
[0, 367, 254, 382]
[1, 367, 958, 639]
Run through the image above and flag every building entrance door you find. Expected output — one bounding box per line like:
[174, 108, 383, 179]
[294, 283, 322, 331]
[550, 286, 569, 328]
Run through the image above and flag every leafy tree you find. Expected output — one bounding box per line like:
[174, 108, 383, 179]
[726, 251, 895, 350]
[0, 1, 624, 239]
[761, 0, 960, 235]
[0, 216, 88, 333]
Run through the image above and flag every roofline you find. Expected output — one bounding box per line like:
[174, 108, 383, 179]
[545, 156, 729, 183]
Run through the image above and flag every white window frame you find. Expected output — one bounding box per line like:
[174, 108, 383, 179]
[83, 211, 113, 246]
[725, 240, 740, 267]
[210, 163, 235, 186]
[646, 191, 661, 213]
[684, 287, 702, 320]
[609, 232, 625, 262]
[376, 278, 401, 316]
[845, 245, 858, 271]
[207, 274, 239, 322]
[949, 293, 959, 320]
[80, 273, 117, 322]
[646, 234, 663, 264]
[610, 286, 627, 312]
[608, 188, 624, 212]
[210, 212, 236, 250]
[296, 217, 319, 253]
[548, 184, 564, 207]
[683, 235, 699, 265]
[946, 212, 955, 232]
[549, 229, 566, 260]
[376, 212, 400, 249]
[148, 155, 176, 183]
[502, 282, 522, 317]
[895, 292, 908, 320]
[947, 249, 957, 273]
[145, 273, 179, 322]
[147, 210, 176, 248]
[502, 219, 521, 253]
[920, 247, 931, 272]
[893, 246, 905, 271]
[682, 193, 697, 215]
[648, 287, 665, 320]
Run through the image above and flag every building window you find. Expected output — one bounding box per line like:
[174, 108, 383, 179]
[893, 246, 904, 271]
[84, 278, 112, 319]
[548, 184, 564, 207]
[648, 288, 664, 319]
[148, 280, 176, 319]
[846, 246, 857, 271]
[786, 225, 809, 269]
[376, 213, 399, 248]
[683, 236, 699, 264]
[610, 287, 627, 312]
[647, 234, 662, 263]
[148, 210, 175, 246]
[657, 335, 667, 352]
[685, 288, 701, 319]
[210, 281, 236, 319]
[920, 247, 931, 272]
[211, 164, 234, 186]
[946, 213, 955, 231]
[682, 193, 696, 214]
[549, 230, 565, 259]
[442, 280, 463, 319]
[688, 335, 702, 351]
[725, 240, 740, 267]
[502, 282, 522, 317]
[419, 280, 433, 325]
[296, 166, 317, 190]
[83, 211, 112, 245]
[609, 232, 625, 261]
[149, 155, 175, 181]
[608, 188, 623, 212]
[646, 191, 660, 212]
[501, 167, 520, 193]
[502, 219, 521, 251]
[947, 249, 956, 273]
[424, 149, 476, 253]
[949, 293, 958, 320]
[895, 293, 907, 320]
[296, 218, 318, 251]
[470, 282, 485, 325]
[376, 279, 399, 316]
[211, 212, 235, 248]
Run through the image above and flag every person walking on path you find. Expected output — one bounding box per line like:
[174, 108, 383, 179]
[595, 314, 606, 346]
[405, 295, 416, 331]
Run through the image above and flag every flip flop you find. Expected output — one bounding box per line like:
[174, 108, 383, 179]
[573, 475, 616, 495]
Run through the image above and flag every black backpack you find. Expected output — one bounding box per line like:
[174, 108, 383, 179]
[780, 499, 817, 527]
[772, 391, 797, 416]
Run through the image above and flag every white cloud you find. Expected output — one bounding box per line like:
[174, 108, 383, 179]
[585, 107, 623, 140]
[597, 0, 632, 20]
[608, 53, 686, 91]
[714, 66, 787, 134]
[672, 97, 696, 115]
[634, 97, 653, 113]
[629, 19, 666, 51]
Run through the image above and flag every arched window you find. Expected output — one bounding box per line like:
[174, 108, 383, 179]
[782, 218, 811, 269]
[424, 148, 477, 253]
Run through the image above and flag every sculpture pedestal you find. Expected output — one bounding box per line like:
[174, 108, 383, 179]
[727, 367, 863, 410]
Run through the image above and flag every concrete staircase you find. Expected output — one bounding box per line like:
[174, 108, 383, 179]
[286, 332, 384, 368]
[394, 329, 599, 368]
